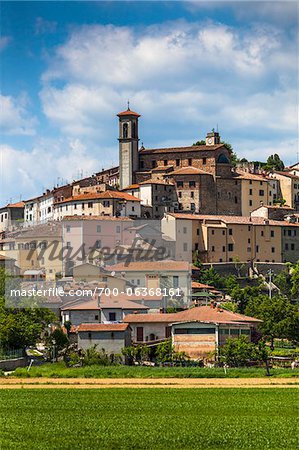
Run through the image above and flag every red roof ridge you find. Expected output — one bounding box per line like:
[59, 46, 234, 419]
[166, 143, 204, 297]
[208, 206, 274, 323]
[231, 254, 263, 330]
[170, 166, 211, 176]
[139, 144, 224, 155]
[5, 201, 25, 208]
[78, 323, 129, 332]
[117, 108, 141, 117]
[56, 190, 141, 204]
[124, 306, 262, 324]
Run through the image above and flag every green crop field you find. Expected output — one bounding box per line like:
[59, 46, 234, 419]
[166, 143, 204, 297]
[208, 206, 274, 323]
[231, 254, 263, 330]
[8, 362, 299, 378]
[0, 389, 298, 449]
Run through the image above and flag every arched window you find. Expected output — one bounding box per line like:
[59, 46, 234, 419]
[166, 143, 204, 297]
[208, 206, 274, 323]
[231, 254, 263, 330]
[123, 123, 128, 138]
[132, 122, 136, 138]
[217, 154, 230, 164]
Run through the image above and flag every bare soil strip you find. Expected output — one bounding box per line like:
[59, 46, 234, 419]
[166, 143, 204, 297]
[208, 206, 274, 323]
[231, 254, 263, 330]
[0, 377, 298, 388]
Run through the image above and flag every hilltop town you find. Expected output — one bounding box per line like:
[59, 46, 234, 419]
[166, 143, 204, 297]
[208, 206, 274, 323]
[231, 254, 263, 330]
[0, 107, 298, 363]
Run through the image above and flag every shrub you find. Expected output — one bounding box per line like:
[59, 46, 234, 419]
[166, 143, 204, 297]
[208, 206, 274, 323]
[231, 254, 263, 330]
[83, 346, 110, 366]
[121, 346, 149, 365]
[155, 339, 190, 365]
[65, 351, 82, 367]
[220, 336, 269, 367]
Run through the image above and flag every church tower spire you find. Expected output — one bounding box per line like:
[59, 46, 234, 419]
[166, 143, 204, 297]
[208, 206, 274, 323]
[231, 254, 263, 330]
[117, 105, 140, 190]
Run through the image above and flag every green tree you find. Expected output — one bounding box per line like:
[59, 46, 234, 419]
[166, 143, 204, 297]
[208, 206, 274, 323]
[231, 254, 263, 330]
[290, 261, 299, 299]
[224, 275, 239, 293]
[232, 256, 246, 278]
[230, 285, 262, 314]
[220, 336, 269, 368]
[155, 339, 189, 364]
[193, 140, 206, 146]
[274, 266, 292, 298]
[245, 295, 299, 348]
[264, 154, 285, 171]
[197, 268, 225, 289]
[0, 307, 55, 350]
[121, 345, 149, 365]
[221, 141, 233, 152]
[46, 328, 69, 352]
[222, 302, 238, 313]
[63, 320, 72, 337]
[0, 268, 56, 350]
[156, 339, 173, 363]
[121, 346, 137, 365]
[83, 345, 110, 366]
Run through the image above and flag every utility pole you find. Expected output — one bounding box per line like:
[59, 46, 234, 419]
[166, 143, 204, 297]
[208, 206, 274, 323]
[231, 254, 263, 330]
[52, 339, 56, 363]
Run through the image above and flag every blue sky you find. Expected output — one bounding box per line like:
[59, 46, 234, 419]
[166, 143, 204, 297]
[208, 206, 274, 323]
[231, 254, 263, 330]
[1, 1, 298, 205]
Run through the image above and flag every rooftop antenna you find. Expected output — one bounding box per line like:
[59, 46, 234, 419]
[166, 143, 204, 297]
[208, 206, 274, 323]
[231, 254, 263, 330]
[216, 124, 219, 132]
[127, 100, 130, 110]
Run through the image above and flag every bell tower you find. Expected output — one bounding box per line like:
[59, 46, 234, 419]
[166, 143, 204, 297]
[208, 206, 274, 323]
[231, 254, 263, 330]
[206, 128, 221, 146]
[117, 104, 140, 190]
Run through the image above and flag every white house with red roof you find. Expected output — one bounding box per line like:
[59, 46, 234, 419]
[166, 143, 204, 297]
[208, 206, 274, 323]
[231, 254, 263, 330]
[124, 305, 262, 359]
[0, 201, 24, 233]
[76, 323, 132, 353]
[53, 190, 141, 220]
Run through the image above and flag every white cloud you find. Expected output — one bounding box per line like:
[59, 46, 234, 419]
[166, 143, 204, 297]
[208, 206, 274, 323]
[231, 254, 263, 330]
[2, 15, 298, 206]
[36, 20, 297, 167]
[235, 137, 299, 166]
[186, 1, 298, 26]
[0, 139, 102, 205]
[0, 94, 37, 136]
[42, 21, 286, 86]
[40, 84, 120, 137]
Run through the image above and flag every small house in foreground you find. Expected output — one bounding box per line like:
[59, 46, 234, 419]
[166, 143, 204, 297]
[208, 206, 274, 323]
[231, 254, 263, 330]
[124, 305, 262, 359]
[61, 295, 149, 325]
[77, 323, 131, 353]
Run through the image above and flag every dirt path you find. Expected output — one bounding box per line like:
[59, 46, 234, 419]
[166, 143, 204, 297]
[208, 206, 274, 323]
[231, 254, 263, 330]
[0, 377, 298, 388]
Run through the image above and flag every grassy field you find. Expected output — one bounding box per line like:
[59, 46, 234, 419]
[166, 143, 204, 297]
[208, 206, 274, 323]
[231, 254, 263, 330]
[0, 389, 298, 449]
[8, 362, 299, 378]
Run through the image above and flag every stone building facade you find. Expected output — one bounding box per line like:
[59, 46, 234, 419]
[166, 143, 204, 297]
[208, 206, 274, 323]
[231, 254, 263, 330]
[117, 107, 241, 216]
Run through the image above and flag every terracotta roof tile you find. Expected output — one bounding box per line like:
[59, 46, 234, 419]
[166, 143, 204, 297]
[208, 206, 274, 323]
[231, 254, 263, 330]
[109, 260, 191, 272]
[234, 171, 267, 181]
[61, 295, 150, 311]
[124, 313, 175, 323]
[253, 205, 295, 210]
[272, 171, 299, 180]
[122, 184, 140, 190]
[7, 201, 25, 208]
[167, 213, 299, 227]
[170, 166, 212, 176]
[139, 144, 224, 155]
[78, 323, 129, 332]
[192, 281, 215, 289]
[139, 179, 174, 186]
[56, 190, 141, 204]
[124, 306, 262, 324]
[151, 165, 174, 172]
[117, 108, 141, 117]
[63, 216, 133, 221]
